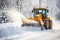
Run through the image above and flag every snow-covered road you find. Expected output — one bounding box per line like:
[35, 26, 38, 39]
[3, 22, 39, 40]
[20, 27, 60, 40]
[0, 23, 60, 40]
[20, 20, 60, 40]
[21, 30, 60, 40]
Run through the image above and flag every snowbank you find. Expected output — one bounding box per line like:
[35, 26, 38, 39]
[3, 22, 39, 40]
[0, 23, 22, 40]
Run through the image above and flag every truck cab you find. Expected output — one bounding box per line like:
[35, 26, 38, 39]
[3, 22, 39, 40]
[32, 8, 49, 18]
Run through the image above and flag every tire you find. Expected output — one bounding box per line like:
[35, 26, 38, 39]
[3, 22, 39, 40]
[44, 20, 52, 30]
[49, 20, 52, 29]
[44, 20, 49, 30]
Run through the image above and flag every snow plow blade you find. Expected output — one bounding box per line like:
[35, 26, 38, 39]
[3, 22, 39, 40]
[22, 23, 39, 27]
[22, 24, 34, 26]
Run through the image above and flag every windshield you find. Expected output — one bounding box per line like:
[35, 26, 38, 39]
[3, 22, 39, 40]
[34, 10, 46, 18]
[43, 10, 45, 14]
[35, 10, 46, 14]
[35, 10, 42, 14]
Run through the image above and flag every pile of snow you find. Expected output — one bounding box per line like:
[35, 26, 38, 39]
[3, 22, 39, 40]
[0, 23, 22, 40]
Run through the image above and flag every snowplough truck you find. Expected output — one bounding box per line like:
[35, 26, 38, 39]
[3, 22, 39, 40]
[22, 8, 52, 30]
[22, 0, 52, 30]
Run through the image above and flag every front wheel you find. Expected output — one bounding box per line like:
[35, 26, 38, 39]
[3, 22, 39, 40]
[44, 20, 49, 29]
[44, 20, 52, 30]
[49, 20, 52, 29]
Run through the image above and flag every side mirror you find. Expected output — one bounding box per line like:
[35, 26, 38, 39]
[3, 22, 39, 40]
[32, 10, 33, 13]
[47, 10, 49, 12]
[32, 9, 35, 13]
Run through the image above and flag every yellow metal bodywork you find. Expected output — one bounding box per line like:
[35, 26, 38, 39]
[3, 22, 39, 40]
[27, 14, 52, 29]
[27, 14, 50, 26]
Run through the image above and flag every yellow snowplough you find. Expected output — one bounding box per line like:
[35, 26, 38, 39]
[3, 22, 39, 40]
[22, 8, 52, 30]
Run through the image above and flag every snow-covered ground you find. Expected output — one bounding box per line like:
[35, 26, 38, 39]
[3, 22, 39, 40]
[0, 23, 22, 40]
[20, 30, 60, 40]
[20, 20, 60, 40]
[0, 23, 60, 40]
